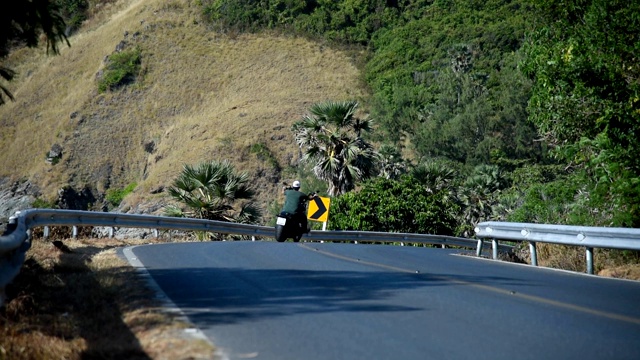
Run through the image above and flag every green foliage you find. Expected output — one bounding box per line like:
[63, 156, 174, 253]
[410, 158, 462, 195]
[329, 176, 459, 235]
[203, 0, 310, 33]
[292, 100, 379, 196]
[32, 198, 56, 209]
[377, 144, 407, 179]
[507, 163, 564, 190]
[165, 159, 261, 224]
[202, 0, 401, 43]
[456, 164, 510, 236]
[105, 182, 137, 207]
[55, 0, 88, 33]
[366, 2, 539, 165]
[508, 175, 586, 225]
[98, 48, 142, 93]
[520, 0, 640, 226]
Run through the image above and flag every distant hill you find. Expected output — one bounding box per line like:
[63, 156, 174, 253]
[0, 0, 368, 221]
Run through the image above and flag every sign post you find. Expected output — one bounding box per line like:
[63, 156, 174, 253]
[307, 196, 330, 230]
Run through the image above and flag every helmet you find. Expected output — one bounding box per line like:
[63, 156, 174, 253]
[292, 180, 301, 188]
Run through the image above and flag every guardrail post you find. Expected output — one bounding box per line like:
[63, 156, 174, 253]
[43, 226, 50, 239]
[153, 229, 159, 238]
[492, 239, 498, 260]
[72, 226, 78, 239]
[529, 242, 538, 266]
[476, 239, 484, 257]
[586, 247, 594, 275]
[108, 227, 114, 238]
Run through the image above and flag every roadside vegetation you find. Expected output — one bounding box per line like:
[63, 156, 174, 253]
[1, 0, 640, 357]
[164, 159, 262, 239]
[201, 0, 640, 272]
[0, 233, 215, 359]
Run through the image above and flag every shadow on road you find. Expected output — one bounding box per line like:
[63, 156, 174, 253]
[146, 266, 527, 326]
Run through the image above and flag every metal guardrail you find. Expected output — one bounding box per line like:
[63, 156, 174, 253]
[475, 221, 640, 275]
[5, 210, 638, 306]
[0, 208, 489, 306]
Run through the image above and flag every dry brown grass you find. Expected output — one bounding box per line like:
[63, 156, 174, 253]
[0, 0, 368, 220]
[0, 233, 215, 360]
[512, 242, 640, 280]
[0, 4, 367, 354]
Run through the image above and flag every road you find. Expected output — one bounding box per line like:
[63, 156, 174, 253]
[124, 241, 640, 360]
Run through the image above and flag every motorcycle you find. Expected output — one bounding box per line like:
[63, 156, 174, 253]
[275, 211, 307, 242]
[275, 185, 316, 242]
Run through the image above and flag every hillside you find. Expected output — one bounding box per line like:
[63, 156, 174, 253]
[0, 0, 367, 221]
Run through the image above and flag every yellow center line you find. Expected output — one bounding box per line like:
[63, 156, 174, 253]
[300, 243, 417, 274]
[299, 243, 640, 326]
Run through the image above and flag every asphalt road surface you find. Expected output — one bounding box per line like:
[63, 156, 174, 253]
[124, 241, 640, 360]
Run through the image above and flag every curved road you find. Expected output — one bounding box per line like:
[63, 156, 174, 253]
[124, 241, 640, 360]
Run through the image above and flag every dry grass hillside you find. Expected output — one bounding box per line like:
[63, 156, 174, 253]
[0, 0, 368, 219]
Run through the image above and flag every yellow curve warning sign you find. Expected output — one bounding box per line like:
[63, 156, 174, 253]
[307, 196, 330, 222]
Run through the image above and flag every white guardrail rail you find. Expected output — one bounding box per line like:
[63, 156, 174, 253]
[5, 210, 639, 306]
[475, 221, 640, 275]
[0, 208, 497, 306]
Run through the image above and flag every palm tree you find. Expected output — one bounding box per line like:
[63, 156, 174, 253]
[1, 0, 69, 105]
[164, 160, 261, 224]
[410, 159, 459, 194]
[378, 144, 407, 180]
[457, 164, 508, 236]
[292, 101, 378, 196]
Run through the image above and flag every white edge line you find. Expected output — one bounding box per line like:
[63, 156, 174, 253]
[122, 246, 229, 360]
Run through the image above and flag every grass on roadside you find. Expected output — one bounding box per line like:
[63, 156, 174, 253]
[0, 232, 215, 360]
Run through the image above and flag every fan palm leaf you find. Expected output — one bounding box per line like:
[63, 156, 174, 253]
[293, 101, 378, 196]
[165, 159, 261, 224]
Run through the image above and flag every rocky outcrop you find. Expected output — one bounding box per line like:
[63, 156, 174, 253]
[56, 185, 98, 211]
[0, 178, 39, 220]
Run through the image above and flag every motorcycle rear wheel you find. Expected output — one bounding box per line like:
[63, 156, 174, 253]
[275, 224, 286, 242]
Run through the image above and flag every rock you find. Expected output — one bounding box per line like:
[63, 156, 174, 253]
[57, 185, 96, 210]
[46, 144, 63, 164]
[0, 178, 39, 218]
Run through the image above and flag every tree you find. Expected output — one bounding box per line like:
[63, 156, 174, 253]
[520, 0, 640, 226]
[457, 164, 509, 236]
[410, 159, 459, 195]
[164, 160, 261, 224]
[362, 0, 543, 170]
[377, 143, 407, 180]
[329, 176, 459, 235]
[1, 0, 69, 105]
[292, 100, 379, 196]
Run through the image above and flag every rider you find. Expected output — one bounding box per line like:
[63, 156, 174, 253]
[281, 180, 309, 233]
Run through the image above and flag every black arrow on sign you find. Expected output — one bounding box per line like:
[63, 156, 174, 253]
[310, 197, 327, 220]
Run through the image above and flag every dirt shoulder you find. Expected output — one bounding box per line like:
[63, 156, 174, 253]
[0, 235, 218, 360]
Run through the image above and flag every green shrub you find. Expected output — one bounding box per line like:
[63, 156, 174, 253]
[105, 183, 137, 207]
[98, 48, 141, 93]
[55, 0, 88, 33]
[32, 198, 56, 209]
[329, 176, 459, 235]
